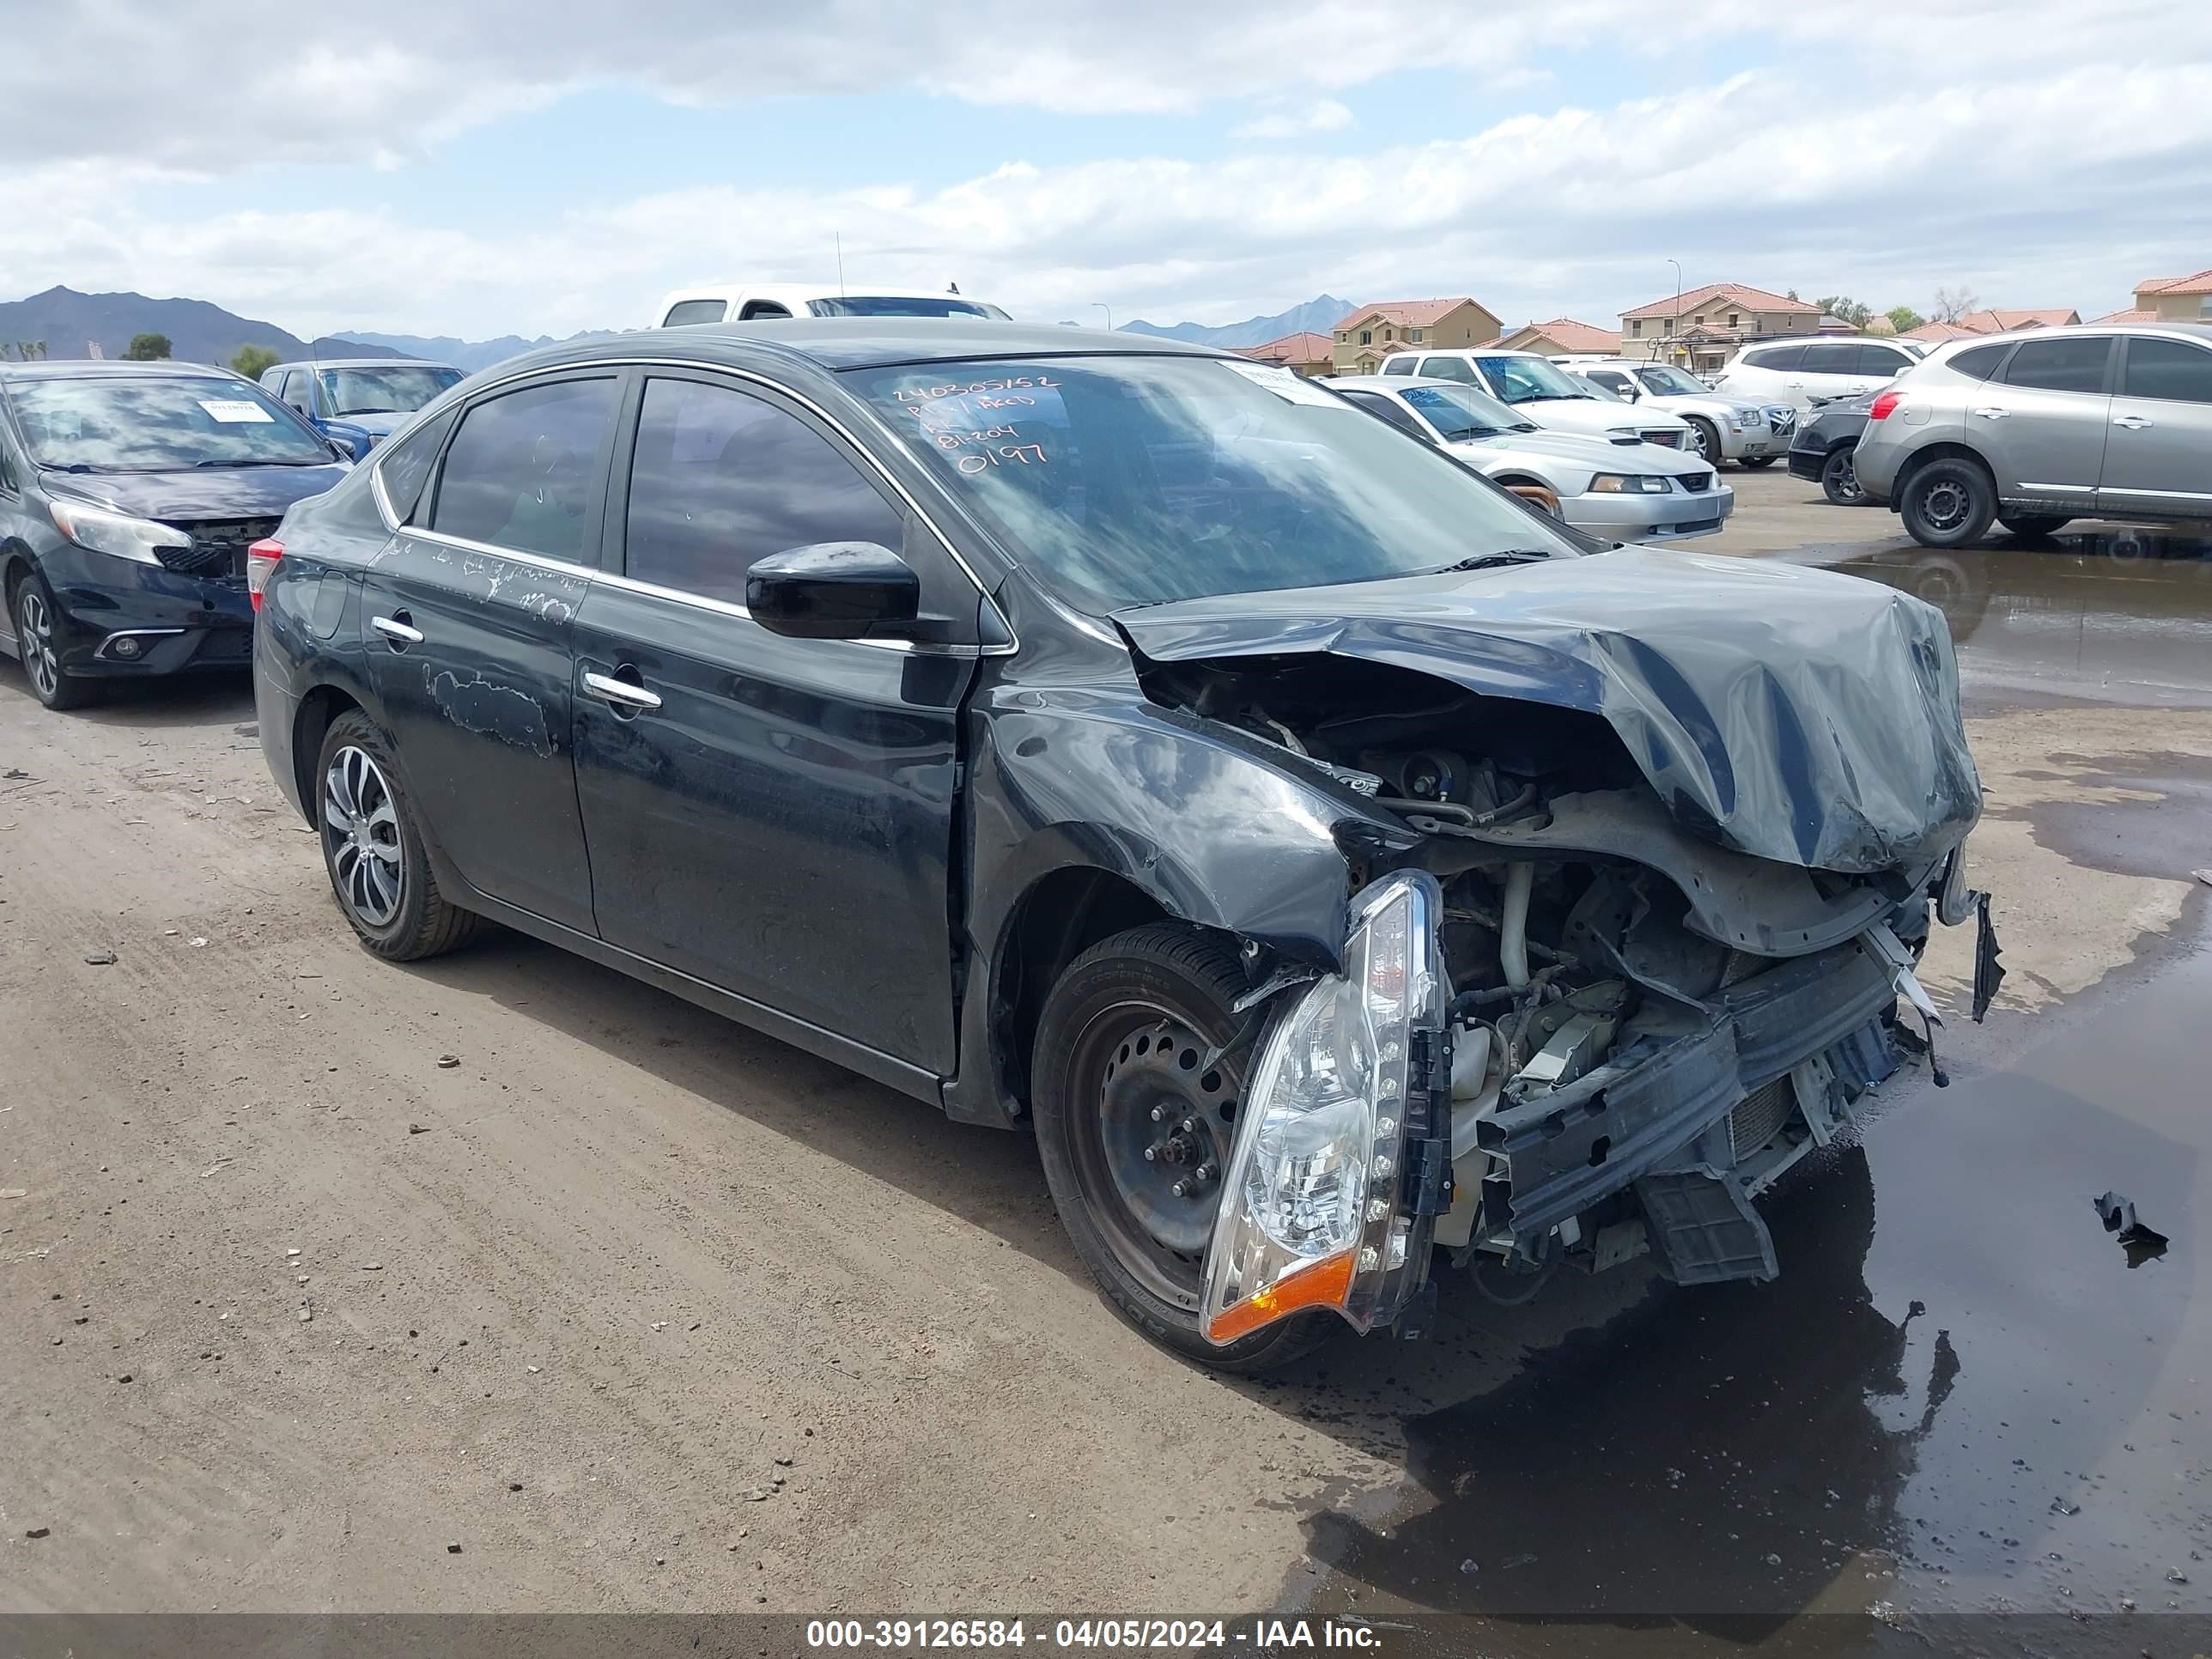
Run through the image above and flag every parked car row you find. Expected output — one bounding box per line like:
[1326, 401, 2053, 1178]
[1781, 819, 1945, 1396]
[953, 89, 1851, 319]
[1558, 359, 1796, 469]
[1785, 322, 2212, 548]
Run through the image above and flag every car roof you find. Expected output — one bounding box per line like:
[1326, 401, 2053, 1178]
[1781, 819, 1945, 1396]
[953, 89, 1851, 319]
[1928, 320, 2212, 351]
[505, 318, 1232, 375]
[270, 357, 457, 372]
[665, 283, 984, 303]
[0, 359, 248, 383]
[1331, 374, 1469, 392]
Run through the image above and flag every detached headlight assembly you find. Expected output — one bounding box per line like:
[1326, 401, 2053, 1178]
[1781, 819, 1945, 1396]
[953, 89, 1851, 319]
[1589, 472, 1672, 494]
[1201, 871, 1450, 1346]
[48, 500, 191, 566]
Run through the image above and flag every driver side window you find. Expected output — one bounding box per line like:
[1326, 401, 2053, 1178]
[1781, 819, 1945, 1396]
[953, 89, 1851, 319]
[428, 376, 621, 560]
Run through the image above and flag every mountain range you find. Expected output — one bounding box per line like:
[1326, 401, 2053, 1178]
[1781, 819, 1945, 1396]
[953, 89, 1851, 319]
[1118, 295, 1353, 349]
[0, 287, 411, 366]
[0, 285, 1356, 374]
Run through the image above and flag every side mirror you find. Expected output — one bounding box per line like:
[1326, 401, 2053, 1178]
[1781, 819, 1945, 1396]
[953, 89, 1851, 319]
[746, 542, 921, 641]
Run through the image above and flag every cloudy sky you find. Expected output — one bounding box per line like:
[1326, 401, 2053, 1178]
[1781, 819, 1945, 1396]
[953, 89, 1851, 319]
[8, 0, 2211, 342]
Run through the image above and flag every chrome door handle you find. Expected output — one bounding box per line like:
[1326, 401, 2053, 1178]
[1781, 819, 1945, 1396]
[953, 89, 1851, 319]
[2112, 414, 2154, 430]
[1968, 405, 2010, 420]
[371, 615, 424, 645]
[583, 670, 662, 712]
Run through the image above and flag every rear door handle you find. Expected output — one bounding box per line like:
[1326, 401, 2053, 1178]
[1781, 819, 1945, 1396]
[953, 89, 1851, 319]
[371, 614, 423, 646]
[2112, 414, 2154, 430]
[1968, 406, 2011, 420]
[583, 670, 662, 713]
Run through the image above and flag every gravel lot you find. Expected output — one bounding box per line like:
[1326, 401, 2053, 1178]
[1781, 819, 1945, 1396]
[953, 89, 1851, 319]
[4, 471, 2208, 1642]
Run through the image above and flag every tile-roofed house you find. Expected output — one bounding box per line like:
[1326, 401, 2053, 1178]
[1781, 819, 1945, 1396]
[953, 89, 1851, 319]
[2131, 270, 2212, 321]
[1903, 307, 2080, 343]
[1617, 282, 1821, 374]
[2089, 307, 2159, 325]
[1330, 295, 1502, 374]
[1235, 331, 1335, 378]
[1492, 317, 1622, 356]
[1903, 320, 1982, 343]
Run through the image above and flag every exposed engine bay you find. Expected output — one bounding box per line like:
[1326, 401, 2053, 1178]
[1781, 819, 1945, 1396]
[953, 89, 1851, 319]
[1144, 651, 2004, 1304]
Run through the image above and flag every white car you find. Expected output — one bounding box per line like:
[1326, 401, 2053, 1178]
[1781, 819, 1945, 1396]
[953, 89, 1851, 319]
[1561, 359, 1795, 469]
[1379, 348, 1693, 449]
[653, 283, 1011, 327]
[1334, 375, 1734, 543]
[1712, 337, 1925, 411]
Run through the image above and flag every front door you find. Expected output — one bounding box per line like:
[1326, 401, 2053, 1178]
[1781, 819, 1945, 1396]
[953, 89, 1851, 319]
[2100, 334, 2212, 516]
[1975, 333, 2113, 501]
[570, 369, 977, 1072]
[359, 370, 621, 933]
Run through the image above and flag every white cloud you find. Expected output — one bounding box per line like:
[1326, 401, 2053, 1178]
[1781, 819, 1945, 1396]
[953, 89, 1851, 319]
[4, 3, 2210, 339]
[1233, 100, 1358, 141]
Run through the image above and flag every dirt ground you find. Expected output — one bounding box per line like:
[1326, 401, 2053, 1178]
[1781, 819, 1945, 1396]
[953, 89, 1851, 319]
[3, 471, 2209, 1638]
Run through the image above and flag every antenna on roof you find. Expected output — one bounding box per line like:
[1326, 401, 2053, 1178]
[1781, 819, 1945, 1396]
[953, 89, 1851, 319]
[836, 233, 846, 297]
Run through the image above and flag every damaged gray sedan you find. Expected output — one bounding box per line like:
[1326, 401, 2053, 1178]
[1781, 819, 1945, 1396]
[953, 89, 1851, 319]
[251, 321, 2003, 1374]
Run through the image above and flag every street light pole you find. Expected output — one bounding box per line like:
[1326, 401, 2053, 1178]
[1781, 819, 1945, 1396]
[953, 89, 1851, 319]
[1093, 302, 1113, 332]
[1668, 258, 1681, 365]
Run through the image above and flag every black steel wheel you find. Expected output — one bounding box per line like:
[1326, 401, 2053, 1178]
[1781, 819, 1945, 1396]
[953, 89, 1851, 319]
[315, 709, 484, 961]
[9, 570, 93, 710]
[1900, 457, 1996, 549]
[1031, 923, 1338, 1373]
[1821, 446, 1869, 506]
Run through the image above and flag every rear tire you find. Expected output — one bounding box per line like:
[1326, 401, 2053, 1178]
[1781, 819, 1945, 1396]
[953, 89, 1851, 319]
[315, 709, 484, 961]
[1899, 457, 1996, 549]
[1739, 455, 1778, 469]
[1031, 923, 1339, 1374]
[1998, 514, 2069, 540]
[9, 569, 95, 711]
[1821, 446, 1869, 507]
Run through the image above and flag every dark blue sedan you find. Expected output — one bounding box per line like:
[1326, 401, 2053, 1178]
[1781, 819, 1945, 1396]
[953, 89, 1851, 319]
[259, 358, 462, 456]
[0, 361, 350, 709]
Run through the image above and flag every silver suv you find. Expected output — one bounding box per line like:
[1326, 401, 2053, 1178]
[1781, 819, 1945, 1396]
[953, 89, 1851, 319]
[1854, 324, 2212, 548]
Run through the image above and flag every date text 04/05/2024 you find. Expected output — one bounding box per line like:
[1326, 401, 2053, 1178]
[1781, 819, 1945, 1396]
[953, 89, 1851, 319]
[803, 1619, 1386, 1650]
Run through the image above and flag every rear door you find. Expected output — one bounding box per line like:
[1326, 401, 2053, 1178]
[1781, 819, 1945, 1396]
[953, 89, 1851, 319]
[1975, 334, 2114, 501]
[2100, 334, 2212, 516]
[359, 369, 619, 933]
[1794, 341, 1875, 404]
[569, 368, 979, 1073]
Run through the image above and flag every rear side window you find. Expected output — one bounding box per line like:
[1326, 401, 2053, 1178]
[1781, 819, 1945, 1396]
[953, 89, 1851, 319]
[375, 409, 457, 524]
[1585, 370, 1634, 397]
[1419, 356, 1480, 385]
[1855, 345, 1914, 376]
[1799, 343, 1863, 374]
[1948, 343, 2010, 381]
[2121, 337, 2212, 404]
[623, 376, 905, 606]
[1741, 344, 1804, 371]
[1381, 356, 1417, 376]
[2002, 336, 2112, 394]
[428, 377, 620, 559]
[738, 301, 793, 320]
[661, 300, 727, 326]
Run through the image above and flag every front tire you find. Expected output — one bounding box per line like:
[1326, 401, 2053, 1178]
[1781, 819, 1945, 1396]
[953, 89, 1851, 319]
[1821, 446, 1869, 506]
[1900, 457, 1996, 549]
[9, 570, 94, 711]
[1998, 514, 2070, 540]
[315, 710, 483, 961]
[1685, 417, 1721, 466]
[1031, 924, 1338, 1373]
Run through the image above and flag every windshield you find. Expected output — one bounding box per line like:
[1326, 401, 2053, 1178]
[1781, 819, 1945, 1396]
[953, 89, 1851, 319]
[1398, 383, 1528, 441]
[1636, 366, 1706, 396]
[808, 296, 1005, 319]
[8, 376, 333, 471]
[316, 364, 462, 416]
[850, 356, 1578, 611]
[1474, 355, 1601, 404]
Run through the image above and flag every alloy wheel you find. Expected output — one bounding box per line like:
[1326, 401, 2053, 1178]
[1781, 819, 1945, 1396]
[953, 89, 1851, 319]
[1692, 422, 1717, 462]
[322, 744, 405, 927]
[15, 586, 60, 702]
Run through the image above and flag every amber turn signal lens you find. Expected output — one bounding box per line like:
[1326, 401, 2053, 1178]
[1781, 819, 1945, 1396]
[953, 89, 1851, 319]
[1203, 1249, 1355, 1344]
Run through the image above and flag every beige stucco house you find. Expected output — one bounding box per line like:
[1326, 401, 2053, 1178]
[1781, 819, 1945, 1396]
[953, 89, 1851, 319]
[1618, 282, 1820, 373]
[1331, 298, 1502, 375]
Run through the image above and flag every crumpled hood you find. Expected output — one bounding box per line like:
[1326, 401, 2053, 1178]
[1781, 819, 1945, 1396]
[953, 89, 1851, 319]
[43, 463, 350, 524]
[1115, 545, 1982, 874]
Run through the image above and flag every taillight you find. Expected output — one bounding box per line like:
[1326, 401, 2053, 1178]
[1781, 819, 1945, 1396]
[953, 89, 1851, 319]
[1867, 390, 1903, 421]
[246, 538, 283, 613]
